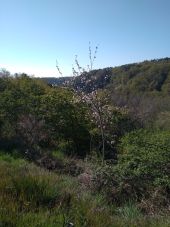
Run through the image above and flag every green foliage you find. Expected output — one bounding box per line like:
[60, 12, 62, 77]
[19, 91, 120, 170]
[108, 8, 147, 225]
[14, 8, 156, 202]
[40, 88, 90, 156]
[0, 152, 26, 165]
[0, 61, 170, 224]
[110, 58, 170, 93]
[115, 130, 170, 201]
[117, 201, 142, 221]
[155, 111, 170, 130]
[0, 75, 91, 158]
[44, 58, 170, 95]
[0, 75, 48, 154]
[1, 155, 170, 226]
[56, 140, 75, 156]
[43, 58, 170, 129]
[52, 149, 66, 161]
[118, 130, 170, 187]
[91, 129, 170, 213]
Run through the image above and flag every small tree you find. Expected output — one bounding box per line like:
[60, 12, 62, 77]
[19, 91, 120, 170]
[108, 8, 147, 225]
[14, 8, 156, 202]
[0, 68, 10, 78]
[56, 43, 112, 162]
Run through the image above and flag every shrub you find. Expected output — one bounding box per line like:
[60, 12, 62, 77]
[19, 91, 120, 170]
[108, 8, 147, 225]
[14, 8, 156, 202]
[114, 130, 170, 205]
[92, 130, 170, 210]
[117, 130, 170, 182]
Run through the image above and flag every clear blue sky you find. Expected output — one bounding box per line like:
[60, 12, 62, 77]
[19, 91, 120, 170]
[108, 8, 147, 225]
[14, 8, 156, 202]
[0, 0, 170, 77]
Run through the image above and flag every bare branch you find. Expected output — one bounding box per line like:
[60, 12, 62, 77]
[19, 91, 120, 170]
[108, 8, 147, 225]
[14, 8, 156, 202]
[56, 59, 63, 76]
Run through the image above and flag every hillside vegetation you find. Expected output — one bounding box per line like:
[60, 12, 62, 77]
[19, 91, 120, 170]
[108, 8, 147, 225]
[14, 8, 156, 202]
[43, 58, 170, 94]
[0, 58, 170, 226]
[44, 58, 170, 128]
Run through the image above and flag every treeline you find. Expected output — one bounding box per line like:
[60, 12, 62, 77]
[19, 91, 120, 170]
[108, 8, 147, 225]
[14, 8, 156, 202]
[43, 57, 170, 128]
[110, 57, 170, 94]
[43, 57, 170, 94]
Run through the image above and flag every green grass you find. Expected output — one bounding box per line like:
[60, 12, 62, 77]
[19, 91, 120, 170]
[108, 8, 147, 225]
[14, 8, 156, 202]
[52, 149, 66, 161]
[0, 154, 170, 227]
[117, 201, 142, 220]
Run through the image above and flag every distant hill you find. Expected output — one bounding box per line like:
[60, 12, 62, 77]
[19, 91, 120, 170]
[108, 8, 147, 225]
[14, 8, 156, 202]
[40, 76, 71, 86]
[41, 57, 170, 96]
[109, 57, 170, 95]
[40, 68, 112, 92]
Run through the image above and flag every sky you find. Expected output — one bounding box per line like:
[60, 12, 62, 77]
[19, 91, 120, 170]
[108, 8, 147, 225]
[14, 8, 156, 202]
[0, 0, 170, 77]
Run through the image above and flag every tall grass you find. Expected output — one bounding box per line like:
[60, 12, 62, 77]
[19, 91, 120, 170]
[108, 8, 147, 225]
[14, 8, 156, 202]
[0, 154, 170, 226]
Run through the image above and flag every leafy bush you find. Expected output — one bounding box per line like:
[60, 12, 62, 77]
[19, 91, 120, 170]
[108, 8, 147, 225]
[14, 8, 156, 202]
[92, 130, 170, 209]
[114, 130, 170, 204]
[0, 75, 91, 159]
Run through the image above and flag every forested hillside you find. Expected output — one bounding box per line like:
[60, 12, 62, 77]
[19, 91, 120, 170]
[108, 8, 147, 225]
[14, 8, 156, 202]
[0, 61, 170, 226]
[43, 58, 170, 94]
[43, 58, 170, 128]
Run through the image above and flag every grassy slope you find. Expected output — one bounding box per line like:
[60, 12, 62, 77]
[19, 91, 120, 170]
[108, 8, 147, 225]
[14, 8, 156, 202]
[0, 153, 170, 227]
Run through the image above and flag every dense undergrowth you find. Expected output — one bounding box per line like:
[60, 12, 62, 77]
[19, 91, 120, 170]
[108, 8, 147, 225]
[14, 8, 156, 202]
[0, 153, 170, 227]
[0, 65, 170, 226]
